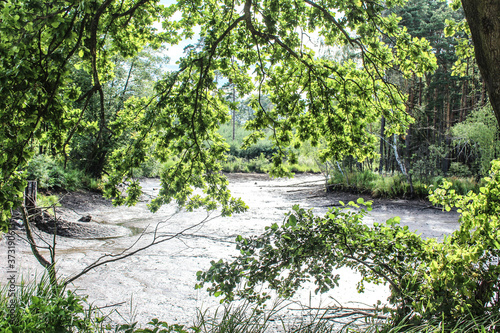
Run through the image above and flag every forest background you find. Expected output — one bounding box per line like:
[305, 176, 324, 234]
[16, 0, 499, 202]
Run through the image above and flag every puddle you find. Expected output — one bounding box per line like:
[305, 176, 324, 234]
[116, 221, 145, 237]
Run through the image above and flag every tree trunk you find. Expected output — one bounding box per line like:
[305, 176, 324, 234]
[232, 84, 236, 141]
[481, 79, 487, 106]
[379, 116, 385, 174]
[460, 61, 469, 122]
[462, 0, 500, 126]
[24, 180, 37, 213]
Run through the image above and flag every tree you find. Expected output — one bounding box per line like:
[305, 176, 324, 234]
[0, 0, 180, 229]
[461, 0, 500, 126]
[68, 48, 169, 178]
[0, 0, 438, 232]
[379, 0, 478, 179]
[1, 0, 499, 328]
[451, 103, 500, 175]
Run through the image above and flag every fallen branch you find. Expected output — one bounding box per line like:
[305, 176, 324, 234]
[63, 211, 221, 286]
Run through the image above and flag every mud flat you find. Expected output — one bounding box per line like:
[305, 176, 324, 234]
[0, 173, 459, 327]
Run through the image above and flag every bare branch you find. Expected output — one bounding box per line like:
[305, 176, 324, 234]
[64, 212, 221, 286]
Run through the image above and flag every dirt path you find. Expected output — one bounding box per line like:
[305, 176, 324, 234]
[0, 173, 459, 327]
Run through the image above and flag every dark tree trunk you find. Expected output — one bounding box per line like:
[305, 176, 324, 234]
[24, 180, 37, 213]
[460, 61, 469, 122]
[379, 116, 385, 174]
[462, 0, 500, 126]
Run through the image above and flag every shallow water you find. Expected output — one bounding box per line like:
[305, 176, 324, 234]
[0, 173, 459, 328]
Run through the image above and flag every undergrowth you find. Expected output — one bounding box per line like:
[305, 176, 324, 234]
[1, 255, 498, 332]
[327, 170, 479, 199]
[221, 154, 320, 174]
[0, 274, 105, 332]
[25, 155, 102, 192]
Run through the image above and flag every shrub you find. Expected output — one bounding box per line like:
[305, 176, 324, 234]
[24, 154, 101, 191]
[371, 174, 408, 198]
[36, 194, 61, 208]
[24, 155, 61, 189]
[197, 160, 500, 329]
[448, 162, 472, 177]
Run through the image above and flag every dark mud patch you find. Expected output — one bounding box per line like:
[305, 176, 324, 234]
[57, 190, 113, 211]
[10, 207, 130, 239]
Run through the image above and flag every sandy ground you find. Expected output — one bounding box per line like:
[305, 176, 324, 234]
[0, 173, 459, 328]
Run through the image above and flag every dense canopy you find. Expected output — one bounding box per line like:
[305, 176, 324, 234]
[1, 0, 489, 231]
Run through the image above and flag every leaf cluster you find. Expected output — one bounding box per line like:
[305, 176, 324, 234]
[0, 0, 178, 228]
[0, 275, 103, 332]
[198, 160, 500, 325]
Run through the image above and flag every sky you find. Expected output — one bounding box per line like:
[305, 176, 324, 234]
[156, 0, 200, 71]
[155, 0, 329, 72]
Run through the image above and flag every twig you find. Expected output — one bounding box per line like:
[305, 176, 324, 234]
[323, 310, 388, 320]
[94, 301, 127, 310]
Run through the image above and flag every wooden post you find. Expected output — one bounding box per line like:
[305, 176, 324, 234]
[24, 180, 37, 212]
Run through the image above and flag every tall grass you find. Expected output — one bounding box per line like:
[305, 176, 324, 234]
[221, 154, 321, 174]
[128, 301, 342, 333]
[0, 274, 105, 332]
[369, 312, 500, 333]
[193, 304, 500, 333]
[327, 170, 480, 199]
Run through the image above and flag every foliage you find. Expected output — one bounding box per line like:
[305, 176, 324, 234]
[370, 174, 425, 198]
[0, 0, 179, 230]
[192, 303, 272, 333]
[197, 160, 500, 327]
[448, 162, 472, 178]
[220, 123, 321, 174]
[113, 300, 345, 333]
[443, 0, 474, 78]
[409, 144, 447, 181]
[374, 312, 500, 333]
[451, 104, 500, 176]
[68, 48, 169, 179]
[324, 168, 476, 198]
[24, 154, 101, 191]
[115, 319, 193, 333]
[0, 275, 104, 333]
[0, 0, 439, 231]
[221, 155, 270, 174]
[25, 155, 65, 189]
[36, 194, 62, 209]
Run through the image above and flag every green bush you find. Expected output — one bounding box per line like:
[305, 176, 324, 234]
[371, 174, 408, 198]
[428, 176, 479, 196]
[23, 154, 102, 191]
[451, 104, 500, 176]
[222, 156, 249, 173]
[36, 194, 61, 208]
[325, 168, 479, 199]
[246, 154, 269, 173]
[448, 162, 472, 177]
[25, 155, 62, 189]
[197, 160, 500, 329]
